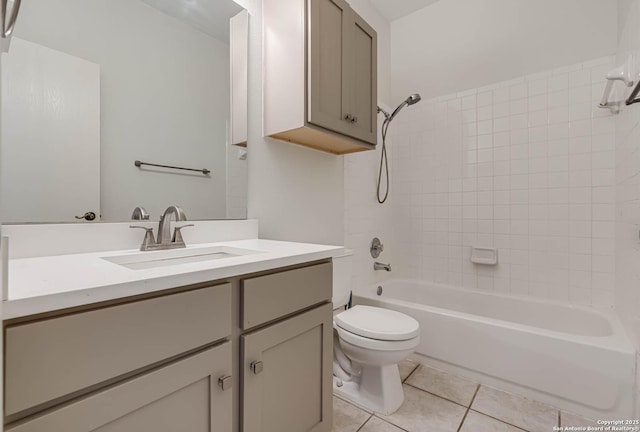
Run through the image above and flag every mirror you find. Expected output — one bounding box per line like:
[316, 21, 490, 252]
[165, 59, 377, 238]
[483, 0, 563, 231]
[0, 0, 248, 223]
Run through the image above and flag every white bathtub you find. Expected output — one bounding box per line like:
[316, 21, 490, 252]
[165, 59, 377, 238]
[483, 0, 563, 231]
[355, 279, 635, 419]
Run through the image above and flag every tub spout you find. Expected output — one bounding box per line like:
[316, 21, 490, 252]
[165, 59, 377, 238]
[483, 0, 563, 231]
[374, 262, 391, 271]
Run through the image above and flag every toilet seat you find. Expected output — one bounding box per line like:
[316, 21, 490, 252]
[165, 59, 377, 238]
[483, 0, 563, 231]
[335, 305, 419, 341]
[335, 325, 420, 351]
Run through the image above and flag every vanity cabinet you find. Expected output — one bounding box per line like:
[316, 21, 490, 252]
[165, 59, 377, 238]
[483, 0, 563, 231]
[242, 305, 332, 432]
[3, 260, 333, 432]
[264, 0, 377, 154]
[240, 263, 333, 432]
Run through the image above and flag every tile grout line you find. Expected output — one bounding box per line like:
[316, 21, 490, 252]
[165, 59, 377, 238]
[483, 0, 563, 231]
[457, 384, 481, 432]
[333, 394, 374, 416]
[466, 408, 535, 432]
[369, 415, 412, 432]
[354, 414, 373, 432]
[402, 363, 420, 383]
[403, 382, 474, 410]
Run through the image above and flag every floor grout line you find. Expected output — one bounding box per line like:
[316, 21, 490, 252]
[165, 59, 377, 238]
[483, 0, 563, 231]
[333, 394, 374, 415]
[402, 363, 420, 383]
[370, 415, 412, 432]
[354, 414, 373, 432]
[456, 385, 481, 432]
[403, 382, 475, 410]
[466, 408, 534, 432]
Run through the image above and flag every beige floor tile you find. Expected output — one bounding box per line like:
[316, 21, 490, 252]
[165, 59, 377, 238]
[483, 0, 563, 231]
[460, 411, 526, 432]
[378, 384, 467, 432]
[333, 396, 371, 432]
[405, 365, 478, 406]
[560, 411, 598, 428]
[398, 359, 420, 382]
[360, 416, 407, 432]
[471, 386, 558, 432]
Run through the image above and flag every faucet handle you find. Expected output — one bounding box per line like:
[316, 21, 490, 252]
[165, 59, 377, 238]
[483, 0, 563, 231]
[172, 224, 194, 244]
[130, 225, 156, 251]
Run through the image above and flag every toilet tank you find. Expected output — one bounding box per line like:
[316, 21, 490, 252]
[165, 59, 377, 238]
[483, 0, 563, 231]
[332, 249, 354, 309]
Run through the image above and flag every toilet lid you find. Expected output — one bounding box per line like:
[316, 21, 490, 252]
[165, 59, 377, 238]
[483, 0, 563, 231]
[335, 305, 420, 341]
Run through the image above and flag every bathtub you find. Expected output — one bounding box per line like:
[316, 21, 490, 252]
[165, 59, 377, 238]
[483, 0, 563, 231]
[355, 279, 635, 419]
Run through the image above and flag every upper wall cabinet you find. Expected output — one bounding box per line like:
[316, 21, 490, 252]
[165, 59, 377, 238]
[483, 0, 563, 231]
[264, 0, 377, 155]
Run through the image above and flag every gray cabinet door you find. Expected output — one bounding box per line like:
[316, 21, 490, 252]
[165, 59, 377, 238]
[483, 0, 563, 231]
[308, 0, 351, 136]
[242, 303, 333, 432]
[344, 10, 377, 144]
[6, 343, 233, 432]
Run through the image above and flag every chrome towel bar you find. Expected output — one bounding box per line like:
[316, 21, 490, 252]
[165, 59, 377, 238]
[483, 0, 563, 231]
[134, 160, 211, 175]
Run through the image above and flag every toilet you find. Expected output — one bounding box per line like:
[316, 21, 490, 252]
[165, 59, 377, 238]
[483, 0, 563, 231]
[332, 251, 420, 415]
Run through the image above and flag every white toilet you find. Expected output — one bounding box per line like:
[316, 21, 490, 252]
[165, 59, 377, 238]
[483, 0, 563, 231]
[332, 251, 420, 415]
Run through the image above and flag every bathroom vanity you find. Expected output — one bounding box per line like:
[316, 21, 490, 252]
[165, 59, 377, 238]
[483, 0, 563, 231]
[2, 236, 339, 432]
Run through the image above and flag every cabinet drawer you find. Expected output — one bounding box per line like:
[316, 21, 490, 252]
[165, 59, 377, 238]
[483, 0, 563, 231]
[6, 343, 232, 432]
[241, 262, 332, 330]
[5, 283, 232, 417]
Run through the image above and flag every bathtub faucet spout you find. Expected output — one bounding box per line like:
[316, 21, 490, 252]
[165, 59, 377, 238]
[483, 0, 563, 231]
[374, 262, 391, 271]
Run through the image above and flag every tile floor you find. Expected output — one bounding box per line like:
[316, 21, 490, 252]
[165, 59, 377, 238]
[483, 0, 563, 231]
[333, 359, 598, 432]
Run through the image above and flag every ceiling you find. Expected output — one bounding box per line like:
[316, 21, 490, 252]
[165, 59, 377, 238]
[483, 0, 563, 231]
[140, 0, 243, 43]
[369, 0, 440, 21]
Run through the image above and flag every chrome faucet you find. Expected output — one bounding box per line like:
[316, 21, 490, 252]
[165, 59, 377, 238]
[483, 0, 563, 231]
[374, 262, 391, 271]
[130, 205, 193, 251]
[157, 205, 187, 244]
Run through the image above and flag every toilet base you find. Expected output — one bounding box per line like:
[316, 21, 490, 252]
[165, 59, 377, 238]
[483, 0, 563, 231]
[333, 363, 405, 415]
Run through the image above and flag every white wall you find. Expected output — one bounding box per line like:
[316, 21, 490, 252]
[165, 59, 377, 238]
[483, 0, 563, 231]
[391, 0, 617, 101]
[245, 0, 391, 247]
[14, 0, 230, 221]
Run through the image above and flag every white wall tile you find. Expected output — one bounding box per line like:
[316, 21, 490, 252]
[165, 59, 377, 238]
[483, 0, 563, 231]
[379, 56, 615, 308]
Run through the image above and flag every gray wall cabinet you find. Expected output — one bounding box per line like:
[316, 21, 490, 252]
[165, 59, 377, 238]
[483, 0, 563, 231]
[3, 260, 333, 432]
[264, 0, 378, 155]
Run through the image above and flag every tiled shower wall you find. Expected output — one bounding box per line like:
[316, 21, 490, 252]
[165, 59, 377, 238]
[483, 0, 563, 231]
[390, 56, 617, 307]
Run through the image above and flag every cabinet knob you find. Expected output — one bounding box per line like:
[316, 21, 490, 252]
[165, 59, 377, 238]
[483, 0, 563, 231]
[250, 361, 264, 375]
[218, 375, 232, 391]
[344, 114, 353, 122]
[351, 116, 358, 123]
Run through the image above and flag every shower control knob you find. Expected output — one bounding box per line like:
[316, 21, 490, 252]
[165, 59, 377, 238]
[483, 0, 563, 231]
[370, 237, 384, 258]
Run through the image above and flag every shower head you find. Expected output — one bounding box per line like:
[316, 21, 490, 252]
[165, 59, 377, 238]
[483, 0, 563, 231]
[386, 93, 422, 123]
[406, 93, 421, 105]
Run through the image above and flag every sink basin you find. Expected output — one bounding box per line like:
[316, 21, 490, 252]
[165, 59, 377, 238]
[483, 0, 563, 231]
[102, 245, 261, 270]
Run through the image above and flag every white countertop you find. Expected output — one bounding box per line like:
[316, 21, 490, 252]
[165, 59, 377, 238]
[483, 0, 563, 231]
[4, 239, 344, 320]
